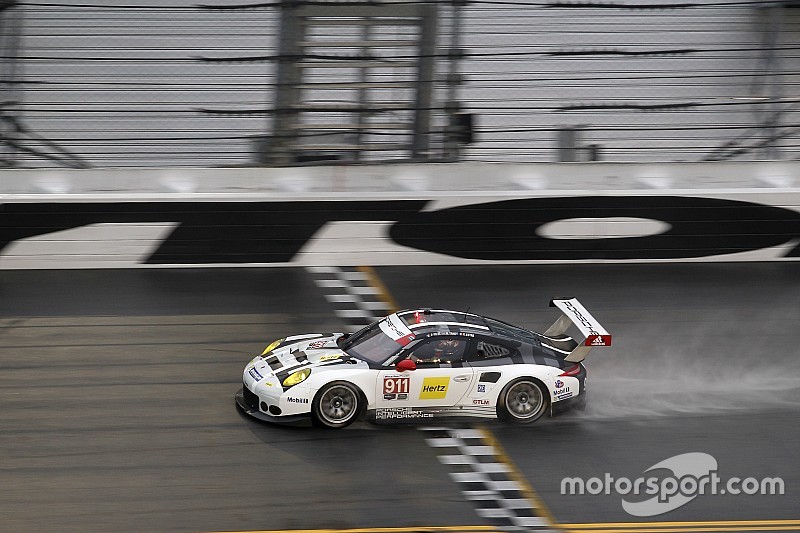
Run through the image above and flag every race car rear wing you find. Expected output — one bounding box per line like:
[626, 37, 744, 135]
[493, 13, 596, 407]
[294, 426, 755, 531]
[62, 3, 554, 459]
[543, 297, 612, 363]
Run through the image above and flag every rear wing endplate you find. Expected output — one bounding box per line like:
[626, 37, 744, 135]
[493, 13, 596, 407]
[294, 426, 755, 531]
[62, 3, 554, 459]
[544, 297, 611, 363]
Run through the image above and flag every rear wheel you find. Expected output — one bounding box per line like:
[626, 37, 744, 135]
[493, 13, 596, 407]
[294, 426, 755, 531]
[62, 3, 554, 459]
[312, 381, 362, 429]
[498, 378, 548, 424]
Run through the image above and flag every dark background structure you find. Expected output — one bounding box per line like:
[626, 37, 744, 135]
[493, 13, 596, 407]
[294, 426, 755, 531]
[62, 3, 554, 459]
[1, 0, 799, 168]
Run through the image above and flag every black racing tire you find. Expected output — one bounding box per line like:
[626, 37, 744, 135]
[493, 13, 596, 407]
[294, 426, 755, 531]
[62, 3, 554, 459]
[497, 378, 549, 424]
[311, 381, 363, 429]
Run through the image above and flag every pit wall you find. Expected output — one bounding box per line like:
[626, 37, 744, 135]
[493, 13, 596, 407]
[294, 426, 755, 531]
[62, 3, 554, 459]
[1, 162, 799, 269]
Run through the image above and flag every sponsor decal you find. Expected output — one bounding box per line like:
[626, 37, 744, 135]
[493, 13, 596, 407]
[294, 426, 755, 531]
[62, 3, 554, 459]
[419, 377, 450, 399]
[248, 367, 264, 381]
[587, 334, 612, 347]
[554, 386, 571, 396]
[318, 353, 342, 361]
[384, 392, 409, 400]
[383, 392, 409, 401]
[473, 399, 490, 406]
[477, 384, 486, 393]
[286, 397, 309, 404]
[554, 379, 564, 388]
[557, 392, 574, 400]
[308, 340, 328, 349]
[383, 376, 410, 395]
[376, 407, 433, 420]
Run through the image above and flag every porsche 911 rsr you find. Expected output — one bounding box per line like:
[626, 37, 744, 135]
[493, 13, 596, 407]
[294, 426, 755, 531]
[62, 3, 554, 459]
[235, 298, 611, 428]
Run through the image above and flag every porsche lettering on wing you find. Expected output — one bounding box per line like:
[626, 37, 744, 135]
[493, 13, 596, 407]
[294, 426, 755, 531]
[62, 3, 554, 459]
[564, 301, 598, 335]
[235, 299, 610, 428]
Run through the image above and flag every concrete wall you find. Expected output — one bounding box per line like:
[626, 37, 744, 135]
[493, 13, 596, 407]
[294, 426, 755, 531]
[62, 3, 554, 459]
[1, 162, 799, 269]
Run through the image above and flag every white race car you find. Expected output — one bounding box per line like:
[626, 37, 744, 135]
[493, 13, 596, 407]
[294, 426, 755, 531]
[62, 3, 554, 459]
[235, 298, 611, 428]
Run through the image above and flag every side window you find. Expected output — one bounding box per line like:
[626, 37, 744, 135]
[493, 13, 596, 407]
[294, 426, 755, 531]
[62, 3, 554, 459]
[409, 337, 468, 365]
[471, 340, 512, 361]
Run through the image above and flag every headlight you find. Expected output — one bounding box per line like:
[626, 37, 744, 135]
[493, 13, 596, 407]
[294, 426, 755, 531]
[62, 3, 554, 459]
[261, 338, 284, 355]
[282, 368, 311, 387]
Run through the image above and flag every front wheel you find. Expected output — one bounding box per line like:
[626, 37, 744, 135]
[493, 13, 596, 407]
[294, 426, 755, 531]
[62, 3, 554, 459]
[312, 381, 362, 429]
[497, 378, 548, 424]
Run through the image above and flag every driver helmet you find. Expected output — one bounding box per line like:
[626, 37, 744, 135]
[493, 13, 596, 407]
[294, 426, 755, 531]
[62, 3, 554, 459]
[435, 338, 462, 356]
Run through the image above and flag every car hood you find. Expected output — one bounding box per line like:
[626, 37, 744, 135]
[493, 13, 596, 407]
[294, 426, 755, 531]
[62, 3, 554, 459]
[255, 333, 357, 375]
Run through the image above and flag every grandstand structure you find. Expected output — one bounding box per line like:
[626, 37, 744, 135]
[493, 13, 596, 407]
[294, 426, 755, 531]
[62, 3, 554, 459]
[1, 0, 798, 168]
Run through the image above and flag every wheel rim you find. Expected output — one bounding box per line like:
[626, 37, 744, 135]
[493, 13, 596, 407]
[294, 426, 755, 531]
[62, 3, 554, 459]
[505, 381, 544, 420]
[318, 385, 358, 425]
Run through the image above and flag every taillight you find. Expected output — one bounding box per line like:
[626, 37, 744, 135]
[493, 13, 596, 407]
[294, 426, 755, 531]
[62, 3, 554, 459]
[559, 363, 582, 377]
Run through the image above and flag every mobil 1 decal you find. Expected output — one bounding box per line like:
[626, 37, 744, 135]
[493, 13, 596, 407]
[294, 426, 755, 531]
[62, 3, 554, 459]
[389, 196, 800, 260]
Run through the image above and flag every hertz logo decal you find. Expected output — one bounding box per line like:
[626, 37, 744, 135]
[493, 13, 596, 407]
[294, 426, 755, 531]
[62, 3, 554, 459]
[419, 377, 449, 400]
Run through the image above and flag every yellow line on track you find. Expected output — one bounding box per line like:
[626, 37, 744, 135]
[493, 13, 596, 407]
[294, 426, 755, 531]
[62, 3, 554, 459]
[212, 526, 501, 533]
[357, 265, 400, 313]
[477, 425, 562, 530]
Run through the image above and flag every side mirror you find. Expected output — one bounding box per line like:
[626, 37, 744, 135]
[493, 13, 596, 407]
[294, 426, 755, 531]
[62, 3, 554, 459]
[395, 359, 417, 372]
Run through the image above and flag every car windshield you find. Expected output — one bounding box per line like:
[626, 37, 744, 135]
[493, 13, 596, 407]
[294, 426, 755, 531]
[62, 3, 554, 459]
[340, 319, 404, 364]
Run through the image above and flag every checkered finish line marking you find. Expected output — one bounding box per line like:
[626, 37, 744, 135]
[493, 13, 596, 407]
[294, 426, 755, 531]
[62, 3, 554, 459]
[307, 266, 398, 331]
[420, 426, 561, 533]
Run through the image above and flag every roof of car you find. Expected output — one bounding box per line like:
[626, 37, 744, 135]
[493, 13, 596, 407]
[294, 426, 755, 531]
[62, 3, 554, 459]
[395, 309, 488, 330]
[392, 308, 541, 344]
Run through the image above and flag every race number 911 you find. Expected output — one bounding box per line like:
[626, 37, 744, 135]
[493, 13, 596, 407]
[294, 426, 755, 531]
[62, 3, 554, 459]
[383, 376, 410, 395]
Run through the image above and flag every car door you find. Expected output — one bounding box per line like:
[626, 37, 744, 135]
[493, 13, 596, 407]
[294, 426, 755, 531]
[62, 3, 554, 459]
[375, 336, 475, 419]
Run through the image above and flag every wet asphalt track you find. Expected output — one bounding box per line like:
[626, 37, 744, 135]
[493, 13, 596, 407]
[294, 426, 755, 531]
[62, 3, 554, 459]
[1, 264, 799, 532]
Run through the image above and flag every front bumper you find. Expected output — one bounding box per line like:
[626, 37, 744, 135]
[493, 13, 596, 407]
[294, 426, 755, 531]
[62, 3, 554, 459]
[235, 388, 310, 426]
